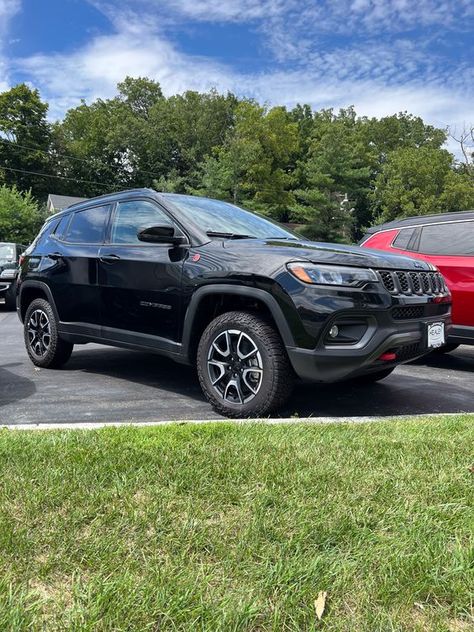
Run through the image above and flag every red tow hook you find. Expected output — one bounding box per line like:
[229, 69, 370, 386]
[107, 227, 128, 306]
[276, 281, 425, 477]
[378, 352, 397, 362]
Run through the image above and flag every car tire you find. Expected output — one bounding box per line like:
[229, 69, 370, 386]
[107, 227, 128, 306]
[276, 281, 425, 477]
[24, 298, 73, 368]
[432, 343, 459, 355]
[197, 311, 294, 418]
[350, 367, 395, 384]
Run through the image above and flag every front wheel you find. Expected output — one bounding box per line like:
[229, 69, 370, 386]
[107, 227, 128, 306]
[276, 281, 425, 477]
[197, 311, 294, 418]
[24, 298, 73, 368]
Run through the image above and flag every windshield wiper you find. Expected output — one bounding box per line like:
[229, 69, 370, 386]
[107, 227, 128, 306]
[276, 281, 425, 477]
[206, 231, 256, 240]
[266, 236, 299, 241]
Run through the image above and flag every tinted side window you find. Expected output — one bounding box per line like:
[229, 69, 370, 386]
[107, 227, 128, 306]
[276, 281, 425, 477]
[419, 221, 474, 255]
[392, 227, 416, 250]
[64, 206, 109, 244]
[29, 219, 58, 252]
[53, 214, 72, 240]
[111, 200, 173, 244]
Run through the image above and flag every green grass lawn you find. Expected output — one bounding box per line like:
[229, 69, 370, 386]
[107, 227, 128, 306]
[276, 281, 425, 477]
[0, 417, 473, 631]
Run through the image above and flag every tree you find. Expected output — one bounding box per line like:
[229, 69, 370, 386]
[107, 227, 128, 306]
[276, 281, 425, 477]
[0, 185, 42, 243]
[362, 112, 447, 161]
[55, 80, 238, 196]
[0, 84, 53, 200]
[372, 146, 474, 222]
[449, 124, 474, 176]
[51, 97, 133, 198]
[292, 108, 371, 241]
[198, 101, 298, 220]
[141, 89, 238, 191]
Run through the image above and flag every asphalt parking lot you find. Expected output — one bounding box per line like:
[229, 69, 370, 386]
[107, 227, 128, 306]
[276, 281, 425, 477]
[1, 309, 473, 425]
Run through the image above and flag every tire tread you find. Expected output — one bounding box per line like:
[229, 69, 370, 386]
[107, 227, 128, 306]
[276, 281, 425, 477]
[197, 310, 293, 418]
[24, 298, 73, 368]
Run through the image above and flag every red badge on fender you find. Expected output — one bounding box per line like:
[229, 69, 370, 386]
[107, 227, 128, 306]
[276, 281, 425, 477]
[192, 253, 201, 262]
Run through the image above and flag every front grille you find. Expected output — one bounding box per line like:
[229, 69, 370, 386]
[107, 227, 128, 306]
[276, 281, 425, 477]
[391, 303, 450, 320]
[377, 269, 446, 296]
[392, 306, 425, 320]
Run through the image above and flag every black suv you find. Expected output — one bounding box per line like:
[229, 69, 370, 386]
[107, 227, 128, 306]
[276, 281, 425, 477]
[18, 190, 451, 417]
[1, 242, 27, 310]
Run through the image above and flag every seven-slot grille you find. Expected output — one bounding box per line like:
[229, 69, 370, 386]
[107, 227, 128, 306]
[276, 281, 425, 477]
[377, 269, 446, 296]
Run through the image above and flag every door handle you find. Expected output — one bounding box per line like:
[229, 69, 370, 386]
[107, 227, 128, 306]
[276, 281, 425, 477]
[99, 254, 121, 264]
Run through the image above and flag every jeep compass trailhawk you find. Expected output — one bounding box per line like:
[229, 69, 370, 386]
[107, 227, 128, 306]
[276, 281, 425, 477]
[18, 190, 451, 417]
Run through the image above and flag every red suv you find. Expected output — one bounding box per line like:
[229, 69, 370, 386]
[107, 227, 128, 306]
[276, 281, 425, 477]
[360, 211, 474, 352]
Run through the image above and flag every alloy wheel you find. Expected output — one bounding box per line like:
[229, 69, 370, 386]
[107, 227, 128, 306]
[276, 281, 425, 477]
[207, 329, 263, 404]
[27, 309, 51, 357]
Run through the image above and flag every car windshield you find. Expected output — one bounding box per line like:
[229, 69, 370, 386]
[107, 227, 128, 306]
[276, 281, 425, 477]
[162, 194, 301, 241]
[0, 244, 15, 263]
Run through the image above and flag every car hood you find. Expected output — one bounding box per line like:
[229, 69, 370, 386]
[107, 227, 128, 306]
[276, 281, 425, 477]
[222, 239, 434, 271]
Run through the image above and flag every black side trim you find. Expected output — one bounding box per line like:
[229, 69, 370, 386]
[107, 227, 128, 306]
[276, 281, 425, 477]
[18, 280, 59, 323]
[59, 322, 184, 360]
[181, 284, 295, 360]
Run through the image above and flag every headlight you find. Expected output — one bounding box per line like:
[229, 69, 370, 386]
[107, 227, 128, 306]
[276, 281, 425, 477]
[287, 262, 378, 287]
[0, 269, 16, 280]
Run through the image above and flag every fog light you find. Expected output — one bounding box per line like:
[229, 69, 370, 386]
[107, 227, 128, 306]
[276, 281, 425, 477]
[329, 325, 339, 338]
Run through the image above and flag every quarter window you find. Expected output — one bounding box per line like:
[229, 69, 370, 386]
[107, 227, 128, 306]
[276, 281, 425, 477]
[64, 206, 110, 244]
[419, 221, 474, 255]
[54, 214, 71, 240]
[392, 227, 417, 250]
[111, 200, 173, 244]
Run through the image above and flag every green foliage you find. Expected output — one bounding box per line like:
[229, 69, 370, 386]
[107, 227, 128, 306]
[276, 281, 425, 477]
[198, 101, 298, 219]
[0, 84, 53, 200]
[293, 108, 371, 241]
[372, 146, 474, 222]
[0, 185, 42, 243]
[0, 78, 472, 243]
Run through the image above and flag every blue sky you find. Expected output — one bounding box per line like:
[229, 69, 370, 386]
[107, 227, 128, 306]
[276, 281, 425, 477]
[0, 0, 473, 149]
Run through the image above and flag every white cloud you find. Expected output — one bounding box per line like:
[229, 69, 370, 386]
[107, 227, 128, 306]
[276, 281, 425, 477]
[11, 17, 472, 131]
[0, 0, 19, 30]
[2, 0, 473, 162]
[0, 0, 20, 89]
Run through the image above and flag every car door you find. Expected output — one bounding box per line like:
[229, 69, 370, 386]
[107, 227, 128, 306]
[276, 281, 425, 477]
[416, 221, 474, 327]
[98, 198, 187, 343]
[48, 204, 111, 327]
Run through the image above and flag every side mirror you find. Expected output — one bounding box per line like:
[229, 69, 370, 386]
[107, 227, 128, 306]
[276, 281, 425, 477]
[137, 225, 187, 245]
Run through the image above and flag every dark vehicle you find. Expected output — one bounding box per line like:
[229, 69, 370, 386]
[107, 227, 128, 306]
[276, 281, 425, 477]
[360, 211, 474, 352]
[0, 242, 27, 310]
[17, 190, 451, 418]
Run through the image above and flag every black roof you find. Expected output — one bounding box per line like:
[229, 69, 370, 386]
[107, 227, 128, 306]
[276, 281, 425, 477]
[365, 210, 474, 234]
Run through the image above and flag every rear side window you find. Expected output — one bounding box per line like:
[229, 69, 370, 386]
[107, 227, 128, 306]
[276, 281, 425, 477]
[392, 227, 417, 250]
[64, 205, 109, 244]
[419, 221, 474, 255]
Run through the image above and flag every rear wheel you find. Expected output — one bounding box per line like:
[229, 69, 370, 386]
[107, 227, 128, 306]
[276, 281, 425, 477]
[24, 298, 73, 368]
[350, 367, 395, 384]
[197, 311, 294, 418]
[432, 343, 459, 355]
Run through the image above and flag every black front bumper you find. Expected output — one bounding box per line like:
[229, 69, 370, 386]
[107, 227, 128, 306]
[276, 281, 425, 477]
[0, 281, 12, 300]
[286, 308, 452, 382]
[448, 324, 474, 346]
